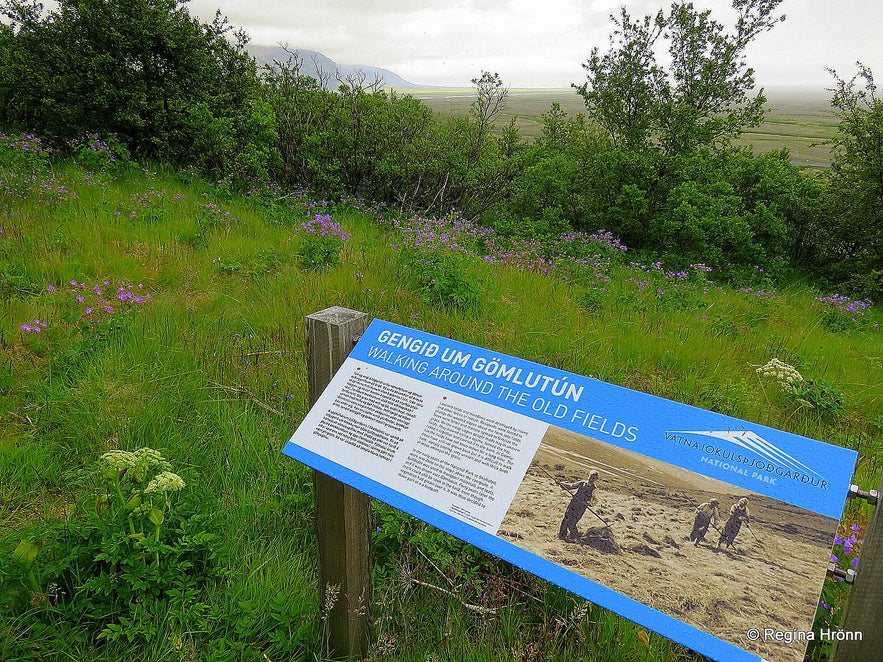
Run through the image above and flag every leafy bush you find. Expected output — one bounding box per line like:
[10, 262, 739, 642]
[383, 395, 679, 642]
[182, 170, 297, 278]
[652, 179, 755, 267]
[68, 133, 135, 175]
[264, 59, 522, 220]
[185, 99, 280, 188]
[755, 358, 845, 420]
[815, 293, 876, 332]
[0, 131, 54, 175]
[295, 212, 348, 269]
[795, 379, 846, 420]
[0, 0, 261, 174]
[400, 248, 482, 311]
[0, 448, 220, 651]
[809, 65, 883, 299]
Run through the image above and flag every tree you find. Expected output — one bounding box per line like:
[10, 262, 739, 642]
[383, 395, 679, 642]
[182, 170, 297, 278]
[470, 72, 509, 142]
[815, 64, 883, 297]
[0, 0, 262, 168]
[575, 0, 784, 155]
[465, 71, 509, 168]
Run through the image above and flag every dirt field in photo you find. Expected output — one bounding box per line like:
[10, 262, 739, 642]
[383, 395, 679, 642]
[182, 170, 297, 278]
[498, 426, 839, 662]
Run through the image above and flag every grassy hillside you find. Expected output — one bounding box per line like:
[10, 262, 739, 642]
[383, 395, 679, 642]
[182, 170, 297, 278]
[1, 149, 880, 661]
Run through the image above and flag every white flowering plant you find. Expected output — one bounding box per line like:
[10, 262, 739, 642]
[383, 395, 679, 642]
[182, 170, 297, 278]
[0, 447, 218, 649]
[755, 358, 845, 420]
[755, 357, 805, 392]
[97, 447, 185, 546]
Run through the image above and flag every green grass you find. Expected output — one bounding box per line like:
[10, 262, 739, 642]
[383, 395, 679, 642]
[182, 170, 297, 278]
[1, 156, 880, 661]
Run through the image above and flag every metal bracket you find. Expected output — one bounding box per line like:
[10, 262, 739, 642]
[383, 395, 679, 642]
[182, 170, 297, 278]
[847, 484, 879, 505]
[827, 563, 857, 584]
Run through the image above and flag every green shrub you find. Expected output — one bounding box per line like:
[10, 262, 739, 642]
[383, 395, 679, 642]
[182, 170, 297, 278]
[0, 448, 220, 650]
[794, 379, 846, 420]
[755, 358, 845, 421]
[814, 293, 876, 333]
[0, 131, 54, 175]
[69, 133, 135, 175]
[400, 248, 482, 311]
[296, 213, 347, 269]
[0, 0, 260, 171]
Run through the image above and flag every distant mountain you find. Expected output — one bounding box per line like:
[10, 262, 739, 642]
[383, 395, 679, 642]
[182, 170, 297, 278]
[247, 45, 427, 89]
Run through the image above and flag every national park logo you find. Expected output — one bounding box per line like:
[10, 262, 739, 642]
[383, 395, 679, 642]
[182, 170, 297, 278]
[665, 430, 829, 489]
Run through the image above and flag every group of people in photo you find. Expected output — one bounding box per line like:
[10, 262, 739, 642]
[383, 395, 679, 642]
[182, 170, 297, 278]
[554, 469, 753, 550]
[689, 496, 752, 548]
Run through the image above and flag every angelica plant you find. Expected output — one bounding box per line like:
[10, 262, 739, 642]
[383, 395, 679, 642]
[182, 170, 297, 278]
[756, 358, 844, 420]
[1, 447, 216, 648]
[98, 448, 185, 546]
[756, 357, 804, 392]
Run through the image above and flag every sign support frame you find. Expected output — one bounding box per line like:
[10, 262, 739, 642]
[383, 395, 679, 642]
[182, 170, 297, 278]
[830, 472, 883, 662]
[306, 306, 372, 659]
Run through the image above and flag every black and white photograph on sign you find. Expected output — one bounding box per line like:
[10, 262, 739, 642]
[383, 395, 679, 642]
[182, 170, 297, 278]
[498, 426, 839, 662]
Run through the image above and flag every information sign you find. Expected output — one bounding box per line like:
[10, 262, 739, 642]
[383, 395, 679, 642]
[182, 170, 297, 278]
[283, 319, 858, 662]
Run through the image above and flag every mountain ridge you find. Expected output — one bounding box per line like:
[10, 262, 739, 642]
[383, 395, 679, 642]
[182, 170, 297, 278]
[246, 45, 432, 89]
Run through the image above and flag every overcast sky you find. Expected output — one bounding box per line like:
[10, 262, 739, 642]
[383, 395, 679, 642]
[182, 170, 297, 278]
[187, 0, 882, 89]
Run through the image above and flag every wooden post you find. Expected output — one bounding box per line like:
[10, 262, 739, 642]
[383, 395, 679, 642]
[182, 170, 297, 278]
[306, 306, 372, 659]
[830, 471, 883, 662]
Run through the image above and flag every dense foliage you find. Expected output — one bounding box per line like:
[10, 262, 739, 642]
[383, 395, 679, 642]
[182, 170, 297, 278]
[0, 0, 275, 181]
[0, 449, 219, 651]
[574, 0, 784, 155]
[0, 0, 879, 297]
[812, 65, 883, 297]
[262, 54, 519, 222]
